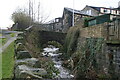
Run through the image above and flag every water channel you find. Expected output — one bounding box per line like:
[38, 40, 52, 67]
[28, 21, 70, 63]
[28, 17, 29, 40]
[15, 45, 74, 79]
[42, 45, 74, 79]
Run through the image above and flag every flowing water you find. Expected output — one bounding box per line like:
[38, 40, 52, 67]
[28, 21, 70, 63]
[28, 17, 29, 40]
[42, 45, 74, 78]
[15, 45, 74, 79]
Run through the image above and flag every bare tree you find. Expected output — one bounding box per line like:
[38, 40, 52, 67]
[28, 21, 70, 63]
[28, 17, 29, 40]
[28, 0, 50, 24]
[11, 0, 50, 30]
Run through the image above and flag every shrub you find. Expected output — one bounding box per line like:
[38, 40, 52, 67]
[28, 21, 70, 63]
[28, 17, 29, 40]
[63, 27, 80, 59]
[47, 41, 63, 51]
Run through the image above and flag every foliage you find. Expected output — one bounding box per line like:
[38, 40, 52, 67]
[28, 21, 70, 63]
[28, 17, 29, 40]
[83, 17, 90, 27]
[97, 73, 110, 79]
[73, 38, 105, 79]
[63, 30, 106, 79]
[1, 42, 15, 79]
[15, 38, 24, 44]
[43, 61, 59, 79]
[11, 9, 32, 30]
[63, 27, 80, 59]
[38, 57, 59, 79]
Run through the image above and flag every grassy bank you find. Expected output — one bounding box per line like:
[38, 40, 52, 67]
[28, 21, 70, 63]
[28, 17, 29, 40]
[2, 38, 7, 45]
[10, 33, 15, 37]
[1, 42, 15, 79]
[0, 53, 2, 79]
[0, 38, 7, 49]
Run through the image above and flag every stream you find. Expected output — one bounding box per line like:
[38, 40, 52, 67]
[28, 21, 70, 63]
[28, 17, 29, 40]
[15, 45, 74, 79]
[42, 45, 74, 79]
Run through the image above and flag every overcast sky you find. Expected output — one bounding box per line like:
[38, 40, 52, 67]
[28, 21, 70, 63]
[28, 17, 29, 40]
[0, 0, 119, 29]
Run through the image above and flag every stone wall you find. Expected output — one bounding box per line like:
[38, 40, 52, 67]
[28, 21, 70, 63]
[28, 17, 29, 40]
[106, 44, 120, 75]
[80, 22, 108, 39]
[63, 22, 120, 79]
[62, 11, 72, 33]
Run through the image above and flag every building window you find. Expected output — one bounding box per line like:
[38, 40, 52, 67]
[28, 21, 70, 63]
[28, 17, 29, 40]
[104, 9, 107, 13]
[115, 10, 117, 14]
[100, 8, 104, 13]
[55, 19, 59, 22]
[113, 10, 116, 14]
[86, 10, 92, 15]
[111, 10, 114, 14]
[117, 11, 119, 15]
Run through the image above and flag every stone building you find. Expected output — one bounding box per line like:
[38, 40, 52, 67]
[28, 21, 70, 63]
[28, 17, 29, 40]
[47, 17, 62, 32]
[39, 17, 63, 32]
[82, 5, 120, 17]
[53, 18, 63, 32]
[62, 7, 92, 33]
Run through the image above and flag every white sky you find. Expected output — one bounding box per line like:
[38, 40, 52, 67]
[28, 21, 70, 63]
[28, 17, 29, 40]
[0, 0, 119, 29]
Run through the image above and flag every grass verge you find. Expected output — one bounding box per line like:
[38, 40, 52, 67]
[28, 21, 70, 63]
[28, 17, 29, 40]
[2, 38, 7, 45]
[0, 34, 2, 37]
[0, 53, 2, 79]
[0, 38, 7, 47]
[10, 33, 15, 37]
[1, 42, 15, 79]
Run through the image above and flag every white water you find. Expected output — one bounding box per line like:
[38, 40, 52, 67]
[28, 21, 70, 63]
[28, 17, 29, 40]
[42, 45, 74, 78]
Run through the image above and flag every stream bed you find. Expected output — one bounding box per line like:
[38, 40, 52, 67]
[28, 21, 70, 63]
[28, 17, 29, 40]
[14, 45, 74, 79]
[42, 45, 74, 79]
